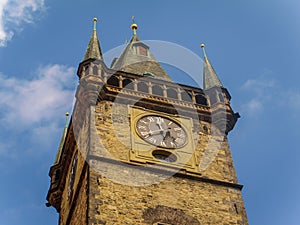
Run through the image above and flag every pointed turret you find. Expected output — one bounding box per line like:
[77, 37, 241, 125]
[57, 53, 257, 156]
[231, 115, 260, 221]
[53, 112, 70, 165]
[201, 44, 223, 90]
[111, 18, 172, 81]
[84, 18, 103, 61]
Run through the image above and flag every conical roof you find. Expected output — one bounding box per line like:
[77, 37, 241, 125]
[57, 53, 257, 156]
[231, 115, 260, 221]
[201, 44, 223, 90]
[84, 18, 103, 61]
[111, 27, 172, 81]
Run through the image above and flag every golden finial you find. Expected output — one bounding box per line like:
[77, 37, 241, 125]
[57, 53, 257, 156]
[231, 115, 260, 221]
[131, 16, 138, 35]
[93, 18, 98, 31]
[65, 112, 70, 117]
[200, 43, 207, 58]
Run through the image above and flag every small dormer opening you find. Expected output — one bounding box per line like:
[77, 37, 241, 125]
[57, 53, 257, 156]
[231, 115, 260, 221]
[132, 42, 149, 56]
[137, 45, 148, 56]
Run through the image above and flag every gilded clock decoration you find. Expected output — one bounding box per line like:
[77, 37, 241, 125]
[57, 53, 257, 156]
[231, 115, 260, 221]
[136, 115, 187, 148]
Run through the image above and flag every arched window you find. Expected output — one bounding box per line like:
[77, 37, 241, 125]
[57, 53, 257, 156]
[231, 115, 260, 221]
[181, 90, 193, 102]
[152, 85, 164, 96]
[92, 65, 98, 75]
[122, 78, 134, 90]
[218, 93, 224, 103]
[209, 92, 218, 105]
[167, 88, 178, 99]
[137, 82, 148, 93]
[84, 65, 89, 76]
[106, 75, 119, 87]
[195, 94, 208, 106]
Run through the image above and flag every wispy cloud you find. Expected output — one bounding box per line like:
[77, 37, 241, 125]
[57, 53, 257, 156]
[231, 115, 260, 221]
[0, 64, 76, 158]
[0, 64, 75, 127]
[241, 99, 264, 115]
[240, 74, 278, 116]
[0, 0, 45, 46]
[240, 73, 300, 120]
[242, 78, 276, 93]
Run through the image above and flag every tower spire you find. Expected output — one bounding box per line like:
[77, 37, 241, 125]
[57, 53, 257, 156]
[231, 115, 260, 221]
[53, 112, 70, 165]
[201, 43, 223, 90]
[84, 18, 103, 61]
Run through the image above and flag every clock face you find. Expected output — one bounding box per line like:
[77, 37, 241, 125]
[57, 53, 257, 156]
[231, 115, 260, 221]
[136, 115, 187, 148]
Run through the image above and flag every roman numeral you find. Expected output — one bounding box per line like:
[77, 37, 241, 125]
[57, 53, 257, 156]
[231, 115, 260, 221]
[160, 141, 166, 147]
[149, 137, 156, 144]
[174, 127, 182, 131]
[140, 120, 148, 124]
[138, 125, 147, 130]
[148, 117, 154, 122]
[140, 131, 149, 136]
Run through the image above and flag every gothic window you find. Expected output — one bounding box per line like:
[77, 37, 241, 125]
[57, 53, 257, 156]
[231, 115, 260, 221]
[137, 82, 148, 93]
[195, 94, 208, 106]
[68, 152, 78, 197]
[122, 78, 134, 90]
[167, 88, 178, 99]
[92, 65, 98, 75]
[181, 90, 193, 102]
[218, 93, 224, 103]
[152, 85, 164, 96]
[106, 75, 119, 87]
[209, 92, 218, 105]
[84, 65, 89, 76]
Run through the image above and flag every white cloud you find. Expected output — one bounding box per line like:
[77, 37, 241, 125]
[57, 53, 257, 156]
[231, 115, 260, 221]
[240, 76, 278, 117]
[0, 0, 45, 46]
[241, 77, 276, 94]
[0, 64, 76, 158]
[241, 99, 264, 116]
[0, 64, 76, 128]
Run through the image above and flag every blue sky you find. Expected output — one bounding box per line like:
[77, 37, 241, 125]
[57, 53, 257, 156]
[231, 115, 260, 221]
[0, 0, 300, 224]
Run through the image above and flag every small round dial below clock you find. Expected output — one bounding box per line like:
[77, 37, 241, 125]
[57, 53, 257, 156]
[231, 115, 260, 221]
[136, 115, 187, 148]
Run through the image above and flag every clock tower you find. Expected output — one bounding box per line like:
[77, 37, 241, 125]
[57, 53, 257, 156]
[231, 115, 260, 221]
[46, 18, 248, 225]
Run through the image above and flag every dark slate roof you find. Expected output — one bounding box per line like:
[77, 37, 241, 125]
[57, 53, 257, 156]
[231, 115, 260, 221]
[84, 29, 103, 61]
[203, 50, 223, 90]
[111, 34, 172, 81]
